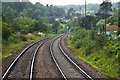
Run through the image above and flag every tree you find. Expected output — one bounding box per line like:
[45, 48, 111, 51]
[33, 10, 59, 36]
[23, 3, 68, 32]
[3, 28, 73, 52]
[77, 15, 97, 29]
[29, 20, 47, 33]
[52, 21, 60, 33]
[108, 8, 118, 25]
[67, 8, 75, 19]
[96, 0, 112, 33]
[117, 2, 120, 35]
[2, 22, 13, 40]
[12, 17, 35, 33]
[118, 2, 120, 35]
[96, 19, 104, 32]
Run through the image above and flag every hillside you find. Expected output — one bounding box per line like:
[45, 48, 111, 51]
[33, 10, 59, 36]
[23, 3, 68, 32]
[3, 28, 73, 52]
[57, 3, 118, 14]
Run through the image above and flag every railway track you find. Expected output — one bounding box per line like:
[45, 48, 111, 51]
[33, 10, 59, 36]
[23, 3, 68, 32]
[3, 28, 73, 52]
[50, 35, 93, 80]
[2, 35, 94, 80]
[1, 38, 47, 80]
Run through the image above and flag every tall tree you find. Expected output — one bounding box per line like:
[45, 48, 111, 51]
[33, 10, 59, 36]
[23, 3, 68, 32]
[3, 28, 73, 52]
[67, 8, 75, 19]
[118, 2, 120, 35]
[118, 2, 120, 27]
[96, 0, 112, 33]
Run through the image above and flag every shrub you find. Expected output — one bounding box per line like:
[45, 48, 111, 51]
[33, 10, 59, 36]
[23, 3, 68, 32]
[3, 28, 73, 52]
[70, 28, 104, 56]
[74, 39, 81, 49]
[20, 35, 28, 41]
[94, 57, 99, 61]
[27, 35, 35, 40]
[83, 39, 97, 56]
[2, 22, 13, 40]
[104, 40, 120, 57]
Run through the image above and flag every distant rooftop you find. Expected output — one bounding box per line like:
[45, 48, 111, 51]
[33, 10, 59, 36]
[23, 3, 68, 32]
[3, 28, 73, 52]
[106, 25, 120, 31]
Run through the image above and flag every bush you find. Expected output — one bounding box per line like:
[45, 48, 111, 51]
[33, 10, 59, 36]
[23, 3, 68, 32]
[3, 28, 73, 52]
[20, 35, 28, 41]
[94, 57, 99, 61]
[82, 38, 97, 56]
[70, 28, 106, 56]
[27, 35, 35, 40]
[74, 39, 81, 49]
[103, 40, 120, 57]
[2, 22, 13, 40]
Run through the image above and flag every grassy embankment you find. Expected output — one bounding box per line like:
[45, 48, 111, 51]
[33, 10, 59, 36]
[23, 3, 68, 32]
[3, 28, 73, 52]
[2, 32, 55, 60]
[66, 29, 119, 78]
[1, 34, 41, 60]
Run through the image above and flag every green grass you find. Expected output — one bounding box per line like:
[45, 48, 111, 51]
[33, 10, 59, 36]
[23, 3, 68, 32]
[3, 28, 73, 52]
[0, 43, 1, 51]
[1, 35, 41, 60]
[67, 36, 119, 79]
[0, 43, 2, 60]
[45, 33, 55, 37]
[60, 23, 66, 28]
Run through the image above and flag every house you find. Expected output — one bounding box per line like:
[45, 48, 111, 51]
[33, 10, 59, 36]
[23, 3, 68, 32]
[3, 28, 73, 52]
[106, 25, 120, 38]
[106, 25, 120, 32]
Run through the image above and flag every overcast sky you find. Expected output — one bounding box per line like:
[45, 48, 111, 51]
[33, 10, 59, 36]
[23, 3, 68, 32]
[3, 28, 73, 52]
[29, 0, 120, 5]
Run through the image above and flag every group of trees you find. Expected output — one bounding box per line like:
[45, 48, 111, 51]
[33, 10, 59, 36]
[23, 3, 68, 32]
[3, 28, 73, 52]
[77, 15, 98, 29]
[96, 0, 112, 33]
[2, 2, 65, 20]
[67, 0, 120, 57]
[1, 0, 119, 40]
[1, 2, 65, 40]
[76, 0, 119, 32]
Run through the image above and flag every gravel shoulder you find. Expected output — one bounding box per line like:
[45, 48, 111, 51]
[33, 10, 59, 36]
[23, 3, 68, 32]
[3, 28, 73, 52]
[61, 35, 109, 79]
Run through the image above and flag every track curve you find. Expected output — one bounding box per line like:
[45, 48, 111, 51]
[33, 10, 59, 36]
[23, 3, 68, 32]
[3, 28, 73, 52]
[50, 35, 93, 80]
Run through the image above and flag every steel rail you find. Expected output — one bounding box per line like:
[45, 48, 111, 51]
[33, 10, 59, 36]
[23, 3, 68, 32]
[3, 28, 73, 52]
[1, 39, 42, 80]
[58, 35, 93, 80]
[29, 40, 47, 80]
[50, 35, 67, 80]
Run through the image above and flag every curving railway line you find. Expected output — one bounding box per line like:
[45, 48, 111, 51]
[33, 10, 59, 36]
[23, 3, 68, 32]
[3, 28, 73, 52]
[50, 35, 93, 80]
[1, 35, 93, 80]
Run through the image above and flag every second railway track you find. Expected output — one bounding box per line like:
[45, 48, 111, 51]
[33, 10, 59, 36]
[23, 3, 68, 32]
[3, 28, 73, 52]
[1, 38, 47, 80]
[50, 35, 93, 80]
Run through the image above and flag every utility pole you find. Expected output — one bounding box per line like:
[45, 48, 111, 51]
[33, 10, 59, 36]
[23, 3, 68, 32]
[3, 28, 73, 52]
[79, 6, 81, 15]
[85, 0, 87, 17]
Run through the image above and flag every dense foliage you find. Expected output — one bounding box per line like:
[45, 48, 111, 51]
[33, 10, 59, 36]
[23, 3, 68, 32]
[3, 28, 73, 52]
[2, 2, 65, 20]
[77, 15, 98, 29]
[1, 2, 66, 41]
[69, 28, 119, 56]
[67, 28, 120, 78]
[1, 2, 66, 59]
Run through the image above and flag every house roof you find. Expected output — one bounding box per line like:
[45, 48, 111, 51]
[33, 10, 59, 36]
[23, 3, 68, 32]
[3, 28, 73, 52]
[106, 25, 120, 31]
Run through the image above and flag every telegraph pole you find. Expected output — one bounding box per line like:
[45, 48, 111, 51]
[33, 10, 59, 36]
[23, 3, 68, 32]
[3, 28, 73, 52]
[85, 0, 87, 17]
[80, 6, 81, 15]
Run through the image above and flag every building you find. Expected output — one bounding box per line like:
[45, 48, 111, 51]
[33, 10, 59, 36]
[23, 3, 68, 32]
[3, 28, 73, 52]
[106, 25, 120, 32]
[106, 25, 120, 38]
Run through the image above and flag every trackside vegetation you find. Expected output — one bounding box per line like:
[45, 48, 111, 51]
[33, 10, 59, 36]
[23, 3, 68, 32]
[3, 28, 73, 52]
[1, 2, 66, 59]
[67, 28, 120, 78]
